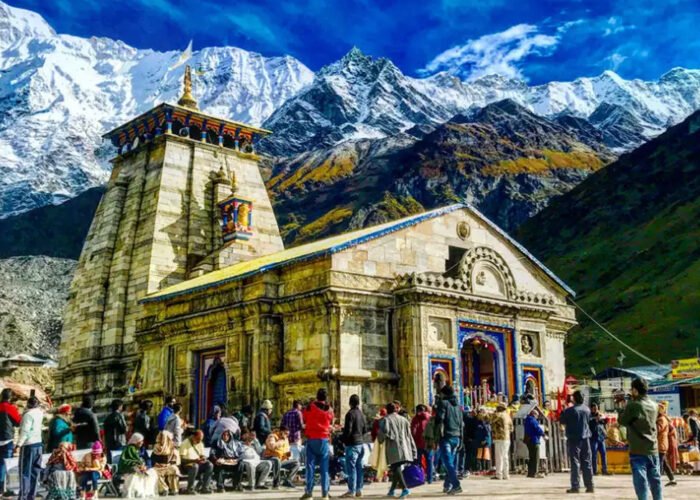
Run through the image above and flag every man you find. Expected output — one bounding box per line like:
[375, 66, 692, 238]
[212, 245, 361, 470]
[435, 385, 463, 495]
[281, 400, 305, 458]
[179, 430, 214, 494]
[239, 431, 272, 490]
[560, 390, 594, 494]
[411, 404, 431, 478]
[103, 399, 127, 464]
[589, 402, 611, 476]
[523, 408, 545, 478]
[462, 407, 478, 476]
[73, 394, 100, 449]
[687, 410, 700, 445]
[0, 389, 20, 497]
[164, 403, 184, 447]
[301, 388, 334, 500]
[15, 397, 43, 500]
[133, 400, 157, 446]
[340, 395, 367, 498]
[619, 378, 662, 500]
[158, 395, 176, 431]
[254, 400, 273, 445]
[264, 426, 301, 489]
[203, 405, 222, 447]
[488, 403, 513, 481]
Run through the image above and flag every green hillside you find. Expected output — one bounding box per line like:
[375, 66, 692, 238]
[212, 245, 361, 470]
[517, 111, 700, 375]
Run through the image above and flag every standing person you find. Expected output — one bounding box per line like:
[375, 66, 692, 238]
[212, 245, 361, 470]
[103, 399, 127, 464]
[475, 409, 491, 473]
[179, 430, 214, 494]
[619, 378, 662, 500]
[589, 403, 610, 476]
[462, 407, 478, 476]
[656, 402, 677, 487]
[487, 403, 513, 481]
[340, 395, 367, 498]
[254, 400, 273, 446]
[133, 400, 156, 447]
[300, 388, 334, 500]
[435, 385, 463, 495]
[234, 406, 254, 434]
[524, 408, 545, 478]
[15, 396, 44, 500]
[560, 390, 594, 494]
[0, 388, 20, 497]
[164, 404, 184, 447]
[202, 406, 222, 447]
[158, 396, 176, 432]
[73, 395, 100, 450]
[281, 400, 305, 459]
[410, 405, 431, 477]
[378, 402, 416, 499]
[48, 404, 74, 453]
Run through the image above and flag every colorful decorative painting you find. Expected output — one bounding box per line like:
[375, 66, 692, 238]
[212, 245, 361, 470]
[219, 196, 253, 242]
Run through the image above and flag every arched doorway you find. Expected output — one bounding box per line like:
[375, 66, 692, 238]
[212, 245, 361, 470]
[460, 331, 508, 406]
[196, 351, 227, 425]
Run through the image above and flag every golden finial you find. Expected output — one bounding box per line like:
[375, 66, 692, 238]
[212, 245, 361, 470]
[177, 65, 198, 110]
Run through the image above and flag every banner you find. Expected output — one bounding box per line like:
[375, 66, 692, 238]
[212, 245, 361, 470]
[671, 357, 700, 379]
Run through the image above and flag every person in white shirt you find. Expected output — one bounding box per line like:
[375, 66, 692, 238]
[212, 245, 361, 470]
[14, 397, 43, 500]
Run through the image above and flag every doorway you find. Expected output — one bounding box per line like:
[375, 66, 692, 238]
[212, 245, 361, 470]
[195, 350, 227, 426]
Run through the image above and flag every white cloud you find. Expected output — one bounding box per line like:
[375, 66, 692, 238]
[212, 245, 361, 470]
[420, 24, 559, 80]
[606, 52, 628, 71]
[603, 16, 636, 36]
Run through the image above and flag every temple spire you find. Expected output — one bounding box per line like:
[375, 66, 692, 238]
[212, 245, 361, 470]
[177, 65, 198, 110]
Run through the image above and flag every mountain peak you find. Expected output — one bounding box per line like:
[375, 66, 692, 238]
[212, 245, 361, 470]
[0, 0, 55, 45]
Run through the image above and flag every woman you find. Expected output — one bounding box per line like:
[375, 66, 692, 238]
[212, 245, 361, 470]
[44, 442, 78, 500]
[378, 402, 416, 499]
[48, 404, 74, 452]
[657, 402, 678, 486]
[369, 408, 388, 482]
[210, 430, 242, 492]
[523, 408, 545, 478]
[151, 431, 181, 495]
[474, 409, 491, 473]
[78, 441, 107, 498]
[118, 433, 159, 498]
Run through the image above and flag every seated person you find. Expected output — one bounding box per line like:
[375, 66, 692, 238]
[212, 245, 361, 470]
[263, 426, 300, 488]
[151, 431, 181, 495]
[179, 430, 214, 494]
[118, 433, 159, 498]
[239, 431, 272, 490]
[44, 442, 78, 500]
[78, 441, 107, 498]
[210, 430, 242, 492]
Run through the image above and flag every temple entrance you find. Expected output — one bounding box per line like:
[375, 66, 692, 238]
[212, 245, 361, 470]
[195, 350, 227, 426]
[461, 336, 499, 406]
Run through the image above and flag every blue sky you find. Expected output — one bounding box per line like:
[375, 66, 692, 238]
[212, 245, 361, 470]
[11, 0, 700, 84]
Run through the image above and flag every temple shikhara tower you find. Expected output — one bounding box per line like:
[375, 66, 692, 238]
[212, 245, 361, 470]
[58, 68, 578, 422]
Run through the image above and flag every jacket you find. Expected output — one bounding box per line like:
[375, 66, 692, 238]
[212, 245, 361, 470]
[435, 395, 463, 439]
[17, 408, 44, 447]
[560, 404, 592, 441]
[48, 414, 74, 452]
[474, 418, 490, 446]
[133, 411, 155, 444]
[657, 414, 671, 453]
[619, 396, 658, 455]
[303, 401, 334, 440]
[378, 413, 417, 465]
[73, 407, 100, 449]
[157, 406, 173, 431]
[488, 409, 513, 441]
[263, 432, 291, 459]
[463, 412, 478, 441]
[0, 401, 21, 442]
[103, 411, 127, 450]
[524, 415, 545, 446]
[589, 413, 607, 442]
[410, 411, 430, 449]
[342, 407, 367, 446]
[253, 410, 272, 444]
[164, 414, 183, 447]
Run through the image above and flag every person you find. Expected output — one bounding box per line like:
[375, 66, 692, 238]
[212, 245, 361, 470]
[339, 395, 366, 498]
[686, 410, 699, 445]
[474, 409, 491, 473]
[560, 390, 594, 494]
[118, 433, 159, 498]
[435, 385, 463, 495]
[410, 405, 431, 478]
[281, 401, 305, 458]
[151, 430, 180, 495]
[422, 407, 440, 484]
[300, 388, 334, 500]
[73, 395, 100, 450]
[0, 389, 20, 496]
[210, 430, 242, 492]
[524, 408, 545, 478]
[589, 403, 610, 476]
[235, 431, 270, 490]
[78, 441, 107, 499]
[15, 396, 44, 500]
[158, 396, 176, 432]
[164, 404, 184, 447]
[202, 406, 221, 447]
[656, 401, 677, 487]
[234, 406, 253, 434]
[487, 402, 512, 481]
[253, 400, 273, 446]
[620, 378, 662, 500]
[48, 405, 74, 453]
[103, 399, 127, 464]
[264, 426, 300, 489]
[378, 402, 416, 499]
[210, 416, 241, 445]
[369, 408, 388, 483]
[133, 400, 157, 447]
[179, 430, 213, 494]
[462, 407, 478, 476]
[44, 441, 78, 500]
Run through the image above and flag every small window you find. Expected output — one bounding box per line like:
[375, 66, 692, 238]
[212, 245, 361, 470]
[445, 246, 466, 277]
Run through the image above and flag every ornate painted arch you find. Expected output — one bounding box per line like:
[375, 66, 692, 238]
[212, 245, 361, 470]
[458, 246, 518, 300]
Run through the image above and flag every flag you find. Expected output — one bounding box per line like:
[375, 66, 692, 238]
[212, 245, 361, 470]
[169, 39, 193, 71]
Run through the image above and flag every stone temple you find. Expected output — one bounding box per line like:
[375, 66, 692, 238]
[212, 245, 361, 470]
[57, 71, 577, 421]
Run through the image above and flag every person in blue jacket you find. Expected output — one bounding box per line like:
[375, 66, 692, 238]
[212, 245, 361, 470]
[157, 395, 176, 431]
[524, 408, 545, 478]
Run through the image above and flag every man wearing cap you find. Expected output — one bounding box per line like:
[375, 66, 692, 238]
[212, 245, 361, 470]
[0, 389, 21, 496]
[254, 400, 273, 446]
[47, 404, 73, 453]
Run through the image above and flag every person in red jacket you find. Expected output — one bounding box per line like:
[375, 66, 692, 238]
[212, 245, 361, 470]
[300, 389, 334, 500]
[411, 404, 431, 475]
[0, 388, 21, 496]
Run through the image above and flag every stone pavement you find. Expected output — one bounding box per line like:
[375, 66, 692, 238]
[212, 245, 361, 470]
[191, 473, 700, 499]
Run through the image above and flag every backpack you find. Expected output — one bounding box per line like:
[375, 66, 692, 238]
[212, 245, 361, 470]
[423, 416, 439, 447]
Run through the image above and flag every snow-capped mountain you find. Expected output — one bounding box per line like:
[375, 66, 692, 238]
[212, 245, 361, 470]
[0, 0, 313, 218]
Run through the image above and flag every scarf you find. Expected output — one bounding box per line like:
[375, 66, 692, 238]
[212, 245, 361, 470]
[118, 444, 144, 473]
[47, 442, 78, 472]
[153, 430, 174, 456]
[211, 416, 240, 443]
[215, 434, 240, 459]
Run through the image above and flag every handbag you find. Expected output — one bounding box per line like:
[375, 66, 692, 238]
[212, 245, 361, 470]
[402, 463, 425, 489]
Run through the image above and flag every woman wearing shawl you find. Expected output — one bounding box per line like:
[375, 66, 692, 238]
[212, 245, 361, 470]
[210, 430, 242, 492]
[78, 441, 107, 498]
[118, 433, 158, 498]
[210, 416, 241, 444]
[378, 403, 416, 499]
[151, 431, 181, 495]
[369, 408, 388, 482]
[48, 405, 74, 452]
[657, 402, 678, 486]
[45, 442, 78, 500]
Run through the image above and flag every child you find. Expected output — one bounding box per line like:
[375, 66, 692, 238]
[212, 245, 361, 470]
[475, 409, 492, 473]
[79, 441, 107, 499]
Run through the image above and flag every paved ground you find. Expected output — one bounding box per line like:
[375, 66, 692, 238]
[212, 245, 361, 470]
[191, 473, 700, 499]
